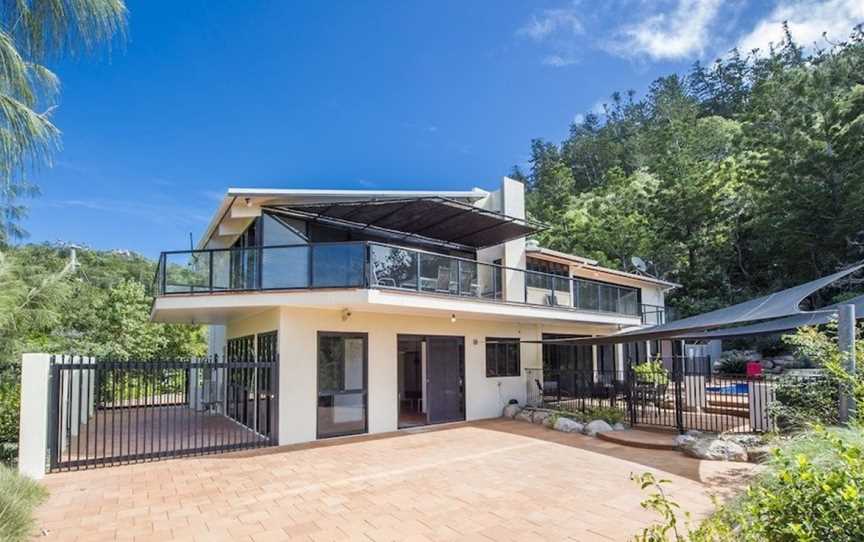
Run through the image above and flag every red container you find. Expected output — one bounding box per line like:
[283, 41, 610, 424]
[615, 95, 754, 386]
[746, 362, 763, 377]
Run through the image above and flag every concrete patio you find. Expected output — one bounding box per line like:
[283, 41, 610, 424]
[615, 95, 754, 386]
[34, 418, 756, 541]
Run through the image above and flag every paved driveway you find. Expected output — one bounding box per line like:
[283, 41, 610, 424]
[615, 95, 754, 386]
[35, 419, 755, 542]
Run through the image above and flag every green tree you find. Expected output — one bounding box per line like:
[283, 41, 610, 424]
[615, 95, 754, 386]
[520, 24, 864, 317]
[1, 0, 127, 244]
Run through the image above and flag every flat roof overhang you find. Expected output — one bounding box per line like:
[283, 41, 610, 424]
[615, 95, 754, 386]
[265, 197, 543, 250]
[151, 288, 642, 329]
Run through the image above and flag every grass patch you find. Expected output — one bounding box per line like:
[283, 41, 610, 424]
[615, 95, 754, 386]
[0, 465, 48, 542]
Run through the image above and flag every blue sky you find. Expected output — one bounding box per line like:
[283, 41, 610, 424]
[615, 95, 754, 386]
[23, 0, 864, 258]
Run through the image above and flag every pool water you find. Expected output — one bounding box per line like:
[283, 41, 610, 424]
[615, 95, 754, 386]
[706, 383, 749, 395]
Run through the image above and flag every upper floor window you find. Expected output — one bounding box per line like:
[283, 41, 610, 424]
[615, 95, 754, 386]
[526, 257, 569, 289]
[486, 338, 521, 377]
[262, 213, 307, 245]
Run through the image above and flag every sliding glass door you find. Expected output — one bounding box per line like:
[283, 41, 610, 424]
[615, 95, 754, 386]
[317, 332, 368, 438]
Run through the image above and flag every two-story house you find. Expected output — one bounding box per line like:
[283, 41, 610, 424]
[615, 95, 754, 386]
[150, 177, 676, 446]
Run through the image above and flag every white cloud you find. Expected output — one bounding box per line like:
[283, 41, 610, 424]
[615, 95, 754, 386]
[517, 4, 583, 42]
[608, 0, 724, 60]
[737, 0, 864, 54]
[518, 2, 584, 67]
[543, 54, 578, 67]
[572, 113, 586, 124]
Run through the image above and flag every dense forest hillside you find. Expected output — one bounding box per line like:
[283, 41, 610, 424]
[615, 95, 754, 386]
[0, 244, 206, 364]
[516, 25, 864, 317]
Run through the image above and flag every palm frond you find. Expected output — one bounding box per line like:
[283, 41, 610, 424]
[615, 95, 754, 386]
[1, 0, 127, 60]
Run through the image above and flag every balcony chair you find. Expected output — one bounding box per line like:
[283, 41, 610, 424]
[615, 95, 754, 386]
[371, 266, 396, 287]
[435, 267, 453, 294]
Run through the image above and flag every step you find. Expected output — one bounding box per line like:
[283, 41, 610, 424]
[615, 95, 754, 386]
[597, 429, 678, 450]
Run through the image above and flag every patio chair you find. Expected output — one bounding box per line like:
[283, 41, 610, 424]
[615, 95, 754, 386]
[370, 265, 396, 287]
[435, 267, 452, 293]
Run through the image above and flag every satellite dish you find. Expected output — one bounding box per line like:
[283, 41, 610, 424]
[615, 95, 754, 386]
[631, 256, 648, 273]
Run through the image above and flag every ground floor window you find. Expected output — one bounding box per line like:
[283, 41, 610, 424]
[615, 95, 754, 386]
[485, 338, 520, 377]
[317, 332, 368, 438]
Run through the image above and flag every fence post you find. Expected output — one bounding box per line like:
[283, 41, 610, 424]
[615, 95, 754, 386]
[673, 356, 684, 433]
[838, 304, 857, 423]
[18, 353, 51, 479]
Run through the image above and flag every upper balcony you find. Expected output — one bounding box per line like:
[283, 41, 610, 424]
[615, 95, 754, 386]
[154, 242, 665, 324]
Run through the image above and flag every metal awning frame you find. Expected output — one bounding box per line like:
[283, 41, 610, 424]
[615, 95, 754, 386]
[264, 196, 546, 251]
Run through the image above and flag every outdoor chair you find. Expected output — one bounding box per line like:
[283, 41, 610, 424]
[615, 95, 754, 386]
[435, 267, 452, 293]
[371, 265, 396, 287]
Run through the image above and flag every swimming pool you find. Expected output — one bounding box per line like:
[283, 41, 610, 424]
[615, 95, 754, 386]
[705, 383, 749, 395]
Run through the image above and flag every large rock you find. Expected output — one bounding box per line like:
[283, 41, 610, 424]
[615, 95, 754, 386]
[583, 420, 614, 436]
[613, 422, 627, 431]
[674, 434, 697, 448]
[542, 415, 556, 428]
[532, 410, 551, 425]
[514, 410, 533, 423]
[680, 436, 748, 462]
[745, 445, 772, 463]
[553, 417, 584, 433]
[502, 404, 521, 419]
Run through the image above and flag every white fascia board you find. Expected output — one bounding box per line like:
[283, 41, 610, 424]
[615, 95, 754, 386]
[226, 187, 489, 200]
[151, 288, 644, 327]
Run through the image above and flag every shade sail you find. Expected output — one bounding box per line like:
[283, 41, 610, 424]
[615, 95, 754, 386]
[675, 294, 864, 340]
[569, 261, 864, 345]
[267, 197, 542, 249]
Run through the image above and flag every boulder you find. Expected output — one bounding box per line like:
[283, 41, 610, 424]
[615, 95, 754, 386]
[532, 411, 551, 425]
[745, 445, 772, 463]
[674, 434, 697, 448]
[553, 417, 584, 433]
[583, 420, 614, 436]
[724, 434, 764, 449]
[680, 437, 748, 462]
[542, 415, 556, 428]
[502, 404, 521, 419]
[613, 422, 627, 431]
[514, 410, 533, 423]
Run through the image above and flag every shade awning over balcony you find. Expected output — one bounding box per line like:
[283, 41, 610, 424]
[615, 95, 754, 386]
[265, 197, 542, 249]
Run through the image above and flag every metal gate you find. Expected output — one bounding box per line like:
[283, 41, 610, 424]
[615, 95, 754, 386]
[47, 352, 278, 472]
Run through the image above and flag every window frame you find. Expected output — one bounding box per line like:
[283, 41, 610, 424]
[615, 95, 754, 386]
[485, 337, 521, 378]
[316, 331, 369, 439]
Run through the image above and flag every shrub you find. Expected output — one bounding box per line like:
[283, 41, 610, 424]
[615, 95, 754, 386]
[631, 426, 864, 541]
[714, 351, 749, 375]
[634, 359, 669, 385]
[0, 465, 48, 542]
[559, 405, 626, 425]
[769, 374, 839, 430]
[713, 426, 864, 541]
[0, 366, 20, 466]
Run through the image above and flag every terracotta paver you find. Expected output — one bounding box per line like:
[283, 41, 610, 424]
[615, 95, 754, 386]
[34, 419, 756, 541]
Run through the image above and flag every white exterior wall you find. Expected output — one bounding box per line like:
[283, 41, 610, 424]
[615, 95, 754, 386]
[223, 307, 614, 446]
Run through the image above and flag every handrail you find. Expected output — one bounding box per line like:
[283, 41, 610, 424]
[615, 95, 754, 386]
[156, 241, 660, 320]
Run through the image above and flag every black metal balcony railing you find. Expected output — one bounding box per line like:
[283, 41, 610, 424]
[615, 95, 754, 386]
[155, 242, 662, 321]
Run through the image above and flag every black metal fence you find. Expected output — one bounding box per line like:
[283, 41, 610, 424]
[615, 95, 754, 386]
[525, 357, 837, 434]
[47, 354, 278, 472]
